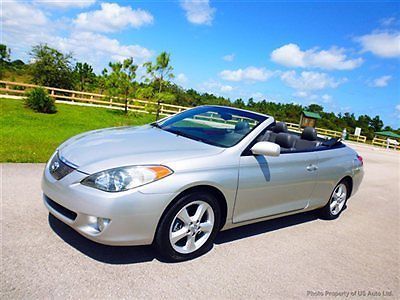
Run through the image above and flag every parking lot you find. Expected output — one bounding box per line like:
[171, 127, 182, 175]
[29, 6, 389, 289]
[1, 143, 399, 299]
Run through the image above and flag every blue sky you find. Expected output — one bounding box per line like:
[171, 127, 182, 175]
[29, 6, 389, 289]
[3, 0, 400, 127]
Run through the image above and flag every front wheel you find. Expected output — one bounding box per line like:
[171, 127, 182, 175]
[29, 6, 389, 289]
[155, 192, 221, 262]
[319, 180, 349, 220]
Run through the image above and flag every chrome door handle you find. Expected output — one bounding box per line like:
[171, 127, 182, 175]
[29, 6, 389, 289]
[306, 164, 318, 171]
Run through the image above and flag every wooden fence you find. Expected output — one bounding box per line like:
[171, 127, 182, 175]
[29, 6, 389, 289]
[0, 80, 189, 117]
[372, 137, 399, 150]
[0, 80, 381, 147]
[285, 122, 367, 143]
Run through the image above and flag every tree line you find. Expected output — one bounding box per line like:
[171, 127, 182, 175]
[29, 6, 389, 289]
[0, 44, 398, 140]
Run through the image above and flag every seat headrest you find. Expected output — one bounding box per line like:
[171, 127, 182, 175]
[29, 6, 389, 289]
[273, 122, 288, 133]
[275, 133, 295, 149]
[235, 121, 250, 134]
[301, 127, 317, 141]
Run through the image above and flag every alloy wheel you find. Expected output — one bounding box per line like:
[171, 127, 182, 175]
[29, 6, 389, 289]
[169, 201, 215, 254]
[330, 183, 347, 215]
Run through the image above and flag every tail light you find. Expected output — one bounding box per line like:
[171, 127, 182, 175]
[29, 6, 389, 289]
[356, 154, 363, 166]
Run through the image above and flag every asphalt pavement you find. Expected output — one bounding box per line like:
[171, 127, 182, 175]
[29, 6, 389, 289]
[1, 144, 399, 299]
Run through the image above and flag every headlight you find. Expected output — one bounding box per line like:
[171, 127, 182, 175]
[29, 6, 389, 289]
[81, 165, 173, 192]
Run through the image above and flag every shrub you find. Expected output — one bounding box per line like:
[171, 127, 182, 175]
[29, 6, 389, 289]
[156, 92, 176, 104]
[25, 87, 57, 113]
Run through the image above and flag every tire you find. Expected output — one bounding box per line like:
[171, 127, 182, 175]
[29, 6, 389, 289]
[319, 180, 350, 220]
[155, 191, 221, 262]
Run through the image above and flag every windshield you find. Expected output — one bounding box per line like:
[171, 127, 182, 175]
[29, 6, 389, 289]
[156, 106, 268, 147]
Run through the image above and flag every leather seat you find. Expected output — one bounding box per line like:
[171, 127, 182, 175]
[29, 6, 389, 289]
[235, 121, 250, 135]
[263, 122, 288, 143]
[275, 133, 296, 152]
[295, 127, 319, 151]
[273, 122, 288, 134]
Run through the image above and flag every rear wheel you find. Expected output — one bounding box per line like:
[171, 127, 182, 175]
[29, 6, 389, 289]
[319, 181, 349, 220]
[155, 191, 221, 262]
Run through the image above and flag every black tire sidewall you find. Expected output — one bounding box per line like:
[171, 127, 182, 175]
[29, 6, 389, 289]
[155, 191, 221, 262]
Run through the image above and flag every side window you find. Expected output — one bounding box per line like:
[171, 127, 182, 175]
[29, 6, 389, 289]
[241, 123, 275, 156]
[255, 122, 276, 143]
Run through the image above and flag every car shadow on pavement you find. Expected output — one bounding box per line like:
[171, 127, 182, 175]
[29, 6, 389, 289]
[49, 210, 319, 264]
[48, 214, 159, 264]
[215, 210, 318, 244]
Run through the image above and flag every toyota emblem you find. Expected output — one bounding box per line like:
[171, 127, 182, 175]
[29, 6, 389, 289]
[51, 161, 60, 172]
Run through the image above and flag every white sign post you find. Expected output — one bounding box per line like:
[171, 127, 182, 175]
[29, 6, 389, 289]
[354, 127, 362, 142]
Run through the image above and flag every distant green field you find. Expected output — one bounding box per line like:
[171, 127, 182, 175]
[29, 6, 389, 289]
[0, 98, 155, 162]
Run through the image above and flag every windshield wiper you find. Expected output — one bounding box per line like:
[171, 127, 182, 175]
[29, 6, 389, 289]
[166, 128, 208, 144]
[150, 122, 162, 129]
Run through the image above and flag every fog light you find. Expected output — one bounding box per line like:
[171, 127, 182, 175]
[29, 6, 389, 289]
[97, 217, 110, 232]
[88, 216, 97, 224]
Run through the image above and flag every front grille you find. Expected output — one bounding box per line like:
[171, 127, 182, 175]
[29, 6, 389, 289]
[44, 195, 77, 220]
[49, 153, 76, 180]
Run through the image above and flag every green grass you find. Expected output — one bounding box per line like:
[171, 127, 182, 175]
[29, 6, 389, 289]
[0, 98, 155, 162]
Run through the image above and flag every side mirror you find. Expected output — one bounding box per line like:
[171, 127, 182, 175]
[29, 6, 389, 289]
[251, 141, 280, 157]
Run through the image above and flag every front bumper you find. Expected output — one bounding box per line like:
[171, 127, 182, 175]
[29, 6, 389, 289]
[42, 165, 176, 246]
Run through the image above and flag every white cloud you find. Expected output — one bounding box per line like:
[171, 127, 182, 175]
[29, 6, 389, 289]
[250, 92, 266, 100]
[251, 92, 265, 101]
[294, 91, 308, 98]
[180, 0, 215, 25]
[293, 92, 336, 108]
[176, 73, 188, 85]
[34, 0, 96, 9]
[2, 0, 56, 57]
[56, 31, 153, 64]
[200, 80, 234, 94]
[380, 17, 396, 27]
[2, 1, 153, 71]
[2, 0, 48, 30]
[370, 75, 392, 87]
[222, 54, 235, 62]
[271, 43, 363, 70]
[357, 31, 400, 58]
[220, 67, 274, 82]
[294, 91, 318, 100]
[271, 44, 304, 68]
[220, 85, 233, 92]
[281, 71, 346, 91]
[321, 94, 333, 103]
[74, 3, 154, 33]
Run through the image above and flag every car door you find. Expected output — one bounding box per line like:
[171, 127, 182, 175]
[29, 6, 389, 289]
[233, 151, 318, 223]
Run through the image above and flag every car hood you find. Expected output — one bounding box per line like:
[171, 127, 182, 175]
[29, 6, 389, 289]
[58, 125, 224, 174]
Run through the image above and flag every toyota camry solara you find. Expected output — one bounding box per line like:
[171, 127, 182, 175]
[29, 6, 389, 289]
[42, 105, 364, 261]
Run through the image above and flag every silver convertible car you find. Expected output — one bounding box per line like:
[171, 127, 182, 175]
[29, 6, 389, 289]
[42, 105, 364, 261]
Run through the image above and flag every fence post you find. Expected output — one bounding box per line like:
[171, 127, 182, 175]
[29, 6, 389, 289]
[156, 100, 161, 121]
[5, 83, 10, 95]
[124, 98, 129, 114]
